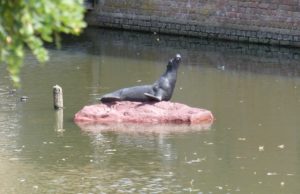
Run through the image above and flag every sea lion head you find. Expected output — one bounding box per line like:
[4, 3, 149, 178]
[167, 54, 181, 70]
[175, 54, 181, 61]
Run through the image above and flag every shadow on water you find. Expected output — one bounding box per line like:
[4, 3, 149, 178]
[1, 27, 300, 193]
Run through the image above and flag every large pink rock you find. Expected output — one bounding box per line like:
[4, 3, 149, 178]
[74, 101, 214, 125]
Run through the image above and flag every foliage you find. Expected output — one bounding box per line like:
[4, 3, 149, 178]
[0, 0, 86, 85]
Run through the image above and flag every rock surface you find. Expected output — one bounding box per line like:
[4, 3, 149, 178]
[74, 101, 214, 125]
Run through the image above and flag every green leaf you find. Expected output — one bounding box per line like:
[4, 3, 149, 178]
[0, 0, 86, 86]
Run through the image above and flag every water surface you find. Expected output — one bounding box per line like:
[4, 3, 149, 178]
[1, 28, 300, 193]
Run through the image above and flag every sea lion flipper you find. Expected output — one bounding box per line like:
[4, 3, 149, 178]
[100, 96, 121, 103]
[100, 93, 122, 103]
[144, 93, 162, 101]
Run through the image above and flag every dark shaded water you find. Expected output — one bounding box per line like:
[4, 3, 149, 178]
[1, 27, 300, 193]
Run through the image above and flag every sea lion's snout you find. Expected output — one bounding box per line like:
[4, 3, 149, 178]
[175, 54, 181, 61]
[168, 54, 181, 66]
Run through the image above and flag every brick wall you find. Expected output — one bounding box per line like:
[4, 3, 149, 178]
[86, 0, 300, 46]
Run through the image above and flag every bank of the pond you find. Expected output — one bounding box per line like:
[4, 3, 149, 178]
[86, 1, 300, 47]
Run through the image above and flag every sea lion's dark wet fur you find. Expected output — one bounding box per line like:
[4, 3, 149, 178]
[100, 54, 181, 103]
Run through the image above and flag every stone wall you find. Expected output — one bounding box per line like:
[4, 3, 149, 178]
[86, 0, 300, 47]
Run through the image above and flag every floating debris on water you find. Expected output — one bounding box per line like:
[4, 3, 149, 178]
[204, 141, 214, 145]
[104, 149, 116, 152]
[14, 148, 23, 152]
[190, 179, 194, 186]
[186, 157, 206, 164]
[9, 158, 20, 161]
[287, 173, 295, 176]
[235, 156, 247, 159]
[258, 146, 264, 151]
[19, 178, 26, 183]
[267, 172, 278, 176]
[183, 188, 200, 192]
[20, 96, 29, 102]
[217, 65, 225, 71]
[104, 149, 117, 154]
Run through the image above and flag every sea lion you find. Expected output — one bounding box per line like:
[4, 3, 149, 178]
[100, 54, 181, 103]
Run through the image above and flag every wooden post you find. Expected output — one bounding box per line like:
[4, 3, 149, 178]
[53, 85, 63, 109]
[53, 85, 64, 134]
[54, 109, 64, 134]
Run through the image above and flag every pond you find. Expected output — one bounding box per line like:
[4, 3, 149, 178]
[1, 27, 300, 193]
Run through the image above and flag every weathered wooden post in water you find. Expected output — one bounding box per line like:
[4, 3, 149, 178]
[53, 85, 63, 109]
[53, 85, 64, 133]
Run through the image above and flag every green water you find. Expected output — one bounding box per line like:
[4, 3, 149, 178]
[1, 28, 300, 193]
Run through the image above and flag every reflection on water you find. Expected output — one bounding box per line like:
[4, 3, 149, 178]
[0, 27, 300, 193]
[76, 122, 212, 134]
